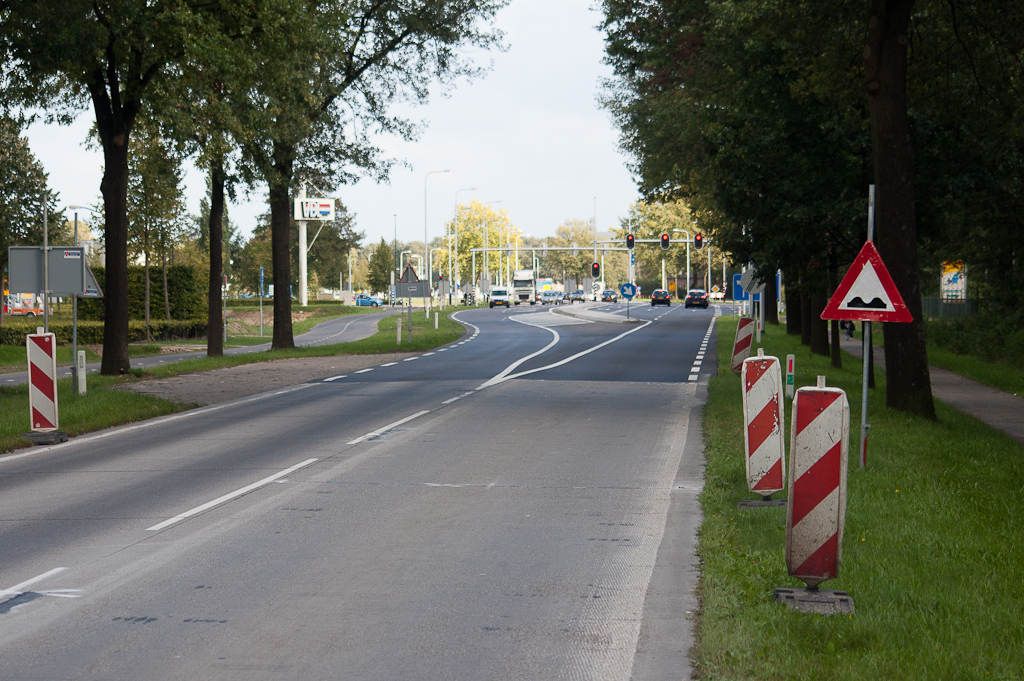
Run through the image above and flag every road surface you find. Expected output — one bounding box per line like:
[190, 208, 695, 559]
[0, 302, 719, 680]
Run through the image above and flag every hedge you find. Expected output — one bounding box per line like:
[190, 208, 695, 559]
[0, 319, 207, 345]
[77, 264, 207, 321]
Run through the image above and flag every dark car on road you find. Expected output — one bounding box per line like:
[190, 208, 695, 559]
[651, 289, 671, 306]
[684, 289, 709, 308]
[600, 290, 618, 303]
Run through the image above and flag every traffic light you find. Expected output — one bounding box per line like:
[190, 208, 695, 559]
[660, 233, 670, 250]
[694, 233, 703, 249]
[626, 233, 635, 250]
[591, 262, 601, 279]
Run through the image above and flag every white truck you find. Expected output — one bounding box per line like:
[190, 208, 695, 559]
[512, 269, 537, 305]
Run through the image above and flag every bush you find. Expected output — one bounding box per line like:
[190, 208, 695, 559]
[926, 307, 1024, 369]
[0, 319, 207, 345]
[78, 264, 206, 321]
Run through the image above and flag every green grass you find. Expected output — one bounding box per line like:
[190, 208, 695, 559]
[0, 308, 467, 453]
[695, 317, 1024, 680]
[0, 343, 102, 371]
[925, 345, 1024, 397]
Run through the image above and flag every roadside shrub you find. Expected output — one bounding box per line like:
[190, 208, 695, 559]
[0, 319, 207, 345]
[78, 265, 206, 321]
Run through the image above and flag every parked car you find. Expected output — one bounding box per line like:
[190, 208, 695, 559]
[489, 287, 512, 308]
[354, 293, 384, 307]
[684, 289, 709, 308]
[540, 290, 562, 305]
[568, 290, 586, 303]
[600, 290, 618, 303]
[651, 289, 671, 306]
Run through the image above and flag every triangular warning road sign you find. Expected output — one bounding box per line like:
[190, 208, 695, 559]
[821, 241, 912, 323]
[398, 264, 421, 284]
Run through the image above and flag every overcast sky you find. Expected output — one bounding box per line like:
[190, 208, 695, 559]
[25, 0, 640, 248]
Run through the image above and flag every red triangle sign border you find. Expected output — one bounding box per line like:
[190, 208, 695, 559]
[821, 241, 913, 323]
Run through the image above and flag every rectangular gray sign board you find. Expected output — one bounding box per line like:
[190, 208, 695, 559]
[8, 246, 104, 297]
[398, 282, 426, 298]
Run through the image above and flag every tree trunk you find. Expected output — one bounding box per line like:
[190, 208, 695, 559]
[764, 269, 779, 325]
[270, 140, 295, 350]
[809, 294, 829, 356]
[865, 0, 934, 418]
[800, 289, 811, 346]
[163, 257, 171, 322]
[785, 279, 801, 336]
[144, 228, 151, 343]
[97, 121, 132, 375]
[828, 253, 841, 368]
[207, 159, 226, 357]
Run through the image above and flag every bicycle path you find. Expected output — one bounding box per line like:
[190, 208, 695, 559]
[839, 335, 1024, 446]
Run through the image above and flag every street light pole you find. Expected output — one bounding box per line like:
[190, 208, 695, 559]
[425, 169, 454, 318]
[452, 187, 477, 304]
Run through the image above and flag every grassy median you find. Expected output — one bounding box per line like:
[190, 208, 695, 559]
[0, 307, 467, 453]
[695, 315, 1024, 680]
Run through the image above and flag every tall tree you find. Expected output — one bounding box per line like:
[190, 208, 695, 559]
[366, 239, 394, 297]
[1, 0, 212, 373]
[0, 115, 63, 318]
[238, 0, 507, 351]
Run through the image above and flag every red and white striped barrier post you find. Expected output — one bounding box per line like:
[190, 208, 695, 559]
[27, 329, 59, 431]
[730, 317, 755, 372]
[774, 376, 853, 614]
[740, 349, 785, 505]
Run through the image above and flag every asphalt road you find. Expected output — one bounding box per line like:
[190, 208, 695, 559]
[0, 302, 719, 680]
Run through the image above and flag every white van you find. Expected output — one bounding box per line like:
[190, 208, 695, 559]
[489, 287, 512, 308]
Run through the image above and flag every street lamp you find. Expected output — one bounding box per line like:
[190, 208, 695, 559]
[401, 249, 413, 270]
[452, 187, 477, 304]
[482, 200, 502, 292]
[425, 169, 454, 317]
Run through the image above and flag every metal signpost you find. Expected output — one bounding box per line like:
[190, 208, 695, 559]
[620, 282, 637, 319]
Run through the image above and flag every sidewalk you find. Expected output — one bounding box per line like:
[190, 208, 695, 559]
[839, 334, 1024, 446]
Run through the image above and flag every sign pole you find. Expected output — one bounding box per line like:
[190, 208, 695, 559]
[861, 185, 875, 469]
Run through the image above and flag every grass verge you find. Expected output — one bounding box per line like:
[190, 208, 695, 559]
[695, 316, 1024, 680]
[0, 307, 467, 453]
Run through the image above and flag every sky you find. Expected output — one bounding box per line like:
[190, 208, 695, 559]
[24, 0, 640, 249]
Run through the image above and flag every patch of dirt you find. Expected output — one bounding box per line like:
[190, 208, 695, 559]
[226, 308, 313, 333]
[119, 352, 417, 406]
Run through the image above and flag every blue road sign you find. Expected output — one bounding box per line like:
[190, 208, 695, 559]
[620, 282, 637, 300]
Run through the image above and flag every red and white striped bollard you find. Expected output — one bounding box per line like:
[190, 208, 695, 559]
[730, 317, 755, 372]
[27, 329, 59, 431]
[741, 349, 785, 500]
[785, 376, 849, 587]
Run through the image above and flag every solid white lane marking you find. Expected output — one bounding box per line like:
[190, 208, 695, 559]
[146, 458, 319, 531]
[0, 568, 68, 598]
[481, 320, 653, 388]
[481, 320, 561, 388]
[346, 410, 431, 445]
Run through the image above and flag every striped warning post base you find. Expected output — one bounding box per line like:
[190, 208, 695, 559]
[742, 351, 785, 497]
[730, 318, 755, 372]
[785, 377, 849, 588]
[27, 331, 59, 431]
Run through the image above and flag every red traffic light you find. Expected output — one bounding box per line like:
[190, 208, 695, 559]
[660, 233, 670, 250]
[591, 262, 601, 278]
[626, 233, 635, 250]
[694, 233, 703, 249]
